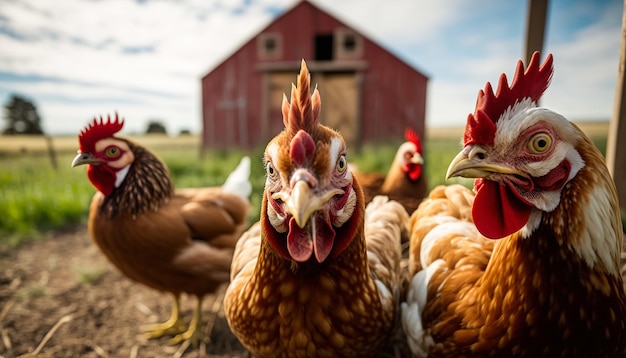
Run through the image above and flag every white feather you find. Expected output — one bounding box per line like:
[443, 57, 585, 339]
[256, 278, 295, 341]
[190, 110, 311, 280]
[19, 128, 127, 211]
[374, 279, 392, 301]
[221, 156, 252, 202]
[420, 219, 476, 268]
[403, 259, 445, 357]
[572, 185, 621, 274]
[115, 164, 131, 188]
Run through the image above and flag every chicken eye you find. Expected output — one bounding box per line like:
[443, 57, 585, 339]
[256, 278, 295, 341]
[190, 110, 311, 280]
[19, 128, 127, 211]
[336, 155, 347, 173]
[105, 146, 121, 158]
[266, 161, 277, 178]
[528, 133, 552, 154]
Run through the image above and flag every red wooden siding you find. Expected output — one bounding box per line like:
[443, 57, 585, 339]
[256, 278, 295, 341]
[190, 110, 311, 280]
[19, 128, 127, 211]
[201, 0, 428, 150]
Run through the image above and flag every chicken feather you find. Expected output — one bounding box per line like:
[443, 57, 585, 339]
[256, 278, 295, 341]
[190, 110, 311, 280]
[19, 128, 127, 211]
[225, 60, 407, 357]
[402, 52, 626, 357]
[354, 128, 428, 215]
[73, 116, 251, 345]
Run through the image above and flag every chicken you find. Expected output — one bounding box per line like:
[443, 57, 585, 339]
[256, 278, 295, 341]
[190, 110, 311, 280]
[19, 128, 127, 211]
[71, 115, 251, 345]
[354, 128, 428, 214]
[402, 52, 626, 357]
[223, 60, 408, 357]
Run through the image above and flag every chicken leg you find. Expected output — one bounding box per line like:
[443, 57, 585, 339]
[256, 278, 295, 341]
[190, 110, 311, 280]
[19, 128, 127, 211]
[168, 295, 205, 346]
[141, 293, 187, 340]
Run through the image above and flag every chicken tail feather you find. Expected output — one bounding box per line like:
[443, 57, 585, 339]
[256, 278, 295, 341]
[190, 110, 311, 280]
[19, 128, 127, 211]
[222, 156, 252, 202]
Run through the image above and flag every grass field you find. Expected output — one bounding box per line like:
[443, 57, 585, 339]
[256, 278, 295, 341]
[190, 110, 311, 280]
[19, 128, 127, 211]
[0, 134, 266, 245]
[0, 121, 611, 246]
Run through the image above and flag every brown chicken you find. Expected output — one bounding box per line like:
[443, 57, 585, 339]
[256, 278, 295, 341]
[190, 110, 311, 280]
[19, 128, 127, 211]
[402, 52, 626, 356]
[223, 60, 408, 357]
[72, 115, 251, 345]
[355, 128, 428, 214]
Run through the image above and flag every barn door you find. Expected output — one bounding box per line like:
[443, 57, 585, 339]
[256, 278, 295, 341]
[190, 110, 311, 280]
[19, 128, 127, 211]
[266, 71, 359, 149]
[315, 72, 358, 149]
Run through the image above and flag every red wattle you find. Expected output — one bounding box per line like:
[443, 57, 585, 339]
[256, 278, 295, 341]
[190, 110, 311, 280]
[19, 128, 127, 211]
[87, 165, 116, 196]
[287, 218, 313, 262]
[313, 214, 335, 263]
[408, 165, 422, 181]
[473, 179, 531, 239]
[286, 214, 336, 263]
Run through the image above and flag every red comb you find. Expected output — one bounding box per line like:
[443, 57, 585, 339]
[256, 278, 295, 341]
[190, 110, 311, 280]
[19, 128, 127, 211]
[404, 128, 422, 153]
[78, 113, 125, 153]
[282, 59, 321, 135]
[464, 52, 554, 146]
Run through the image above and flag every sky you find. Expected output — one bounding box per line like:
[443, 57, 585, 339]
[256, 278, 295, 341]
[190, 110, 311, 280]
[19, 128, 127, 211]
[0, 0, 622, 136]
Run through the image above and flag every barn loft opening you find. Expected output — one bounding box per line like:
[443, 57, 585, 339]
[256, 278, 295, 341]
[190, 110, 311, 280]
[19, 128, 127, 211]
[258, 32, 282, 60]
[315, 34, 333, 61]
[342, 33, 356, 52]
[334, 28, 363, 60]
[265, 38, 276, 52]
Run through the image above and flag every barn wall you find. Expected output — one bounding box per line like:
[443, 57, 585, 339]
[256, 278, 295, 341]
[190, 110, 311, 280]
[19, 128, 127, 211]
[360, 40, 428, 144]
[202, 44, 263, 149]
[201, 0, 428, 150]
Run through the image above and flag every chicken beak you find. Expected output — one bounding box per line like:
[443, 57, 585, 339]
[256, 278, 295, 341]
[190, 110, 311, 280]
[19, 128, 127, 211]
[71, 152, 100, 167]
[282, 180, 343, 228]
[446, 147, 521, 180]
[410, 152, 424, 165]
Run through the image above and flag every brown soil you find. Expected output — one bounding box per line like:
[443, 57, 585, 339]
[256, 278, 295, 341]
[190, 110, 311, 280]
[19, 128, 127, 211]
[2, 227, 624, 358]
[0, 228, 409, 358]
[0, 226, 248, 358]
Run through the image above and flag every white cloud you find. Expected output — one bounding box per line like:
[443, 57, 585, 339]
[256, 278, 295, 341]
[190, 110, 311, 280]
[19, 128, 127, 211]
[0, 0, 621, 136]
[312, 0, 467, 45]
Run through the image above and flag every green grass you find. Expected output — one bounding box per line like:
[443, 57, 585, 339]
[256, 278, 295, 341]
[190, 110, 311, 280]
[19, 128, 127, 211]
[0, 132, 615, 247]
[75, 266, 107, 285]
[351, 137, 472, 191]
[161, 147, 267, 225]
[0, 142, 268, 247]
[15, 284, 47, 302]
[0, 152, 92, 243]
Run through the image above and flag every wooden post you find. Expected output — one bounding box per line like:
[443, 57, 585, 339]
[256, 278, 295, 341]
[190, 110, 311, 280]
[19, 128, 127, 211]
[524, 0, 548, 65]
[607, 0, 626, 215]
[45, 135, 57, 170]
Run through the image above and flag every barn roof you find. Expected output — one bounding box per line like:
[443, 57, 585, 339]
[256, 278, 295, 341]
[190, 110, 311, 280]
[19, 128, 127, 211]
[201, 0, 429, 80]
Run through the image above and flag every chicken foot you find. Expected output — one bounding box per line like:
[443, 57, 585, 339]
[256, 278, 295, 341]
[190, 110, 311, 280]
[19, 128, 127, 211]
[141, 294, 187, 340]
[168, 295, 204, 346]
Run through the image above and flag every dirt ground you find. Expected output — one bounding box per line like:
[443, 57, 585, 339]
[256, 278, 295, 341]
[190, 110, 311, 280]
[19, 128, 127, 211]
[2, 227, 625, 358]
[0, 228, 409, 358]
[0, 226, 248, 358]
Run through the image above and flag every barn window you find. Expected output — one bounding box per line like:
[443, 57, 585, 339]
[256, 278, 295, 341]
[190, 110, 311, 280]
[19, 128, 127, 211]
[257, 32, 282, 60]
[343, 34, 356, 51]
[335, 28, 363, 59]
[315, 34, 334, 61]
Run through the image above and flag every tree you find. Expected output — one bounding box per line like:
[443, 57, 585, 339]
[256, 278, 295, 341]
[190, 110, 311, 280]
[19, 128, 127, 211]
[3, 94, 44, 135]
[146, 120, 167, 135]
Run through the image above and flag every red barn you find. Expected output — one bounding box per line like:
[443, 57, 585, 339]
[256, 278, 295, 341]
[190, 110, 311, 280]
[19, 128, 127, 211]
[201, 0, 428, 150]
